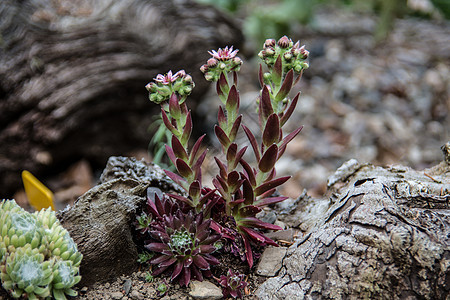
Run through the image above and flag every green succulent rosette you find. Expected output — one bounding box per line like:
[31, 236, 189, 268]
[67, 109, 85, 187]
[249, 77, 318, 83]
[0, 200, 44, 253]
[0, 245, 53, 299]
[51, 259, 81, 300]
[1, 200, 83, 299]
[36, 208, 82, 266]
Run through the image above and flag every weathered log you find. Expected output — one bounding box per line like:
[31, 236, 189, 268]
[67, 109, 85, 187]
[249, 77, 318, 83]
[0, 0, 243, 197]
[57, 156, 183, 286]
[256, 145, 450, 299]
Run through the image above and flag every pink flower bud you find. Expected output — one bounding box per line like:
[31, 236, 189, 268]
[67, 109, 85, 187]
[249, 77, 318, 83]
[277, 36, 291, 48]
[264, 39, 276, 48]
[299, 45, 309, 59]
[200, 64, 208, 73]
[145, 82, 157, 92]
[207, 58, 218, 67]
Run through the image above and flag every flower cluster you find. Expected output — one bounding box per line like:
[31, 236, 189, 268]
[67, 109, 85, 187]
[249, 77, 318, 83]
[140, 36, 309, 293]
[258, 35, 309, 75]
[0, 199, 82, 300]
[146, 70, 194, 104]
[200, 46, 242, 82]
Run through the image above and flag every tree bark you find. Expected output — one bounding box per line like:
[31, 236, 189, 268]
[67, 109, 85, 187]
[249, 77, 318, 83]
[0, 0, 243, 197]
[256, 146, 450, 299]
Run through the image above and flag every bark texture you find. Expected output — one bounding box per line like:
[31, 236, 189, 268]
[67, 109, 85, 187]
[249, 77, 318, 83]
[57, 156, 182, 286]
[256, 154, 449, 299]
[0, 0, 243, 197]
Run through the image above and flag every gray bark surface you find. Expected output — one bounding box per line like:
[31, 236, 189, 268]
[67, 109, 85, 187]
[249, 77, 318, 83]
[57, 156, 182, 286]
[256, 151, 449, 299]
[0, 0, 243, 196]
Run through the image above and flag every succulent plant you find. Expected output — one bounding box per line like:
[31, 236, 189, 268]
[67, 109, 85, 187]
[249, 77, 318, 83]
[0, 199, 82, 300]
[142, 35, 308, 283]
[218, 269, 248, 299]
[144, 198, 221, 287]
[0, 245, 52, 299]
[51, 259, 81, 299]
[0, 199, 44, 254]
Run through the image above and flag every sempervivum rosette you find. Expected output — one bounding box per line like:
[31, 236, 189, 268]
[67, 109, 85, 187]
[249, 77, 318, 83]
[50, 259, 81, 299]
[36, 208, 82, 266]
[0, 245, 53, 299]
[0, 200, 44, 253]
[0, 200, 83, 300]
[145, 209, 221, 286]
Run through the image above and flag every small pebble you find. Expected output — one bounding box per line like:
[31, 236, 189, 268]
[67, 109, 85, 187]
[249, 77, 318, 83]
[130, 290, 144, 300]
[123, 279, 132, 295]
[110, 291, 124, 299]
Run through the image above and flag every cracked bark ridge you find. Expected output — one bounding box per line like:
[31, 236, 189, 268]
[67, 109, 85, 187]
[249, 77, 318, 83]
[0, 0, 243, 197]
[257, 157, 449, 299]
[57, 157, 180, 286]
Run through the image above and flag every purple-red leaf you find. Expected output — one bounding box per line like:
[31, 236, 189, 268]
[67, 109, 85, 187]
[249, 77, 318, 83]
[192, 255, 209, 270]
[254, 196, 289, 207]
[242, 125, 260, 161]
[258, 64, 264, 88]
[233, 146, 247, 169]
[165, 145, 177, 166]
[189, 180, 201, 200]
[226, 85, 239, 113]
[260, 85, 273, 122]
[239, 217, 283, 231]
[218, 72, 229, 95]
[171, 135, 188, 161]
[242, 178, 255, 205]
[280, 92, 300, 126]
[214, 157, 228, 179]
[189, 135, 206, 165]
[172, 263, 183, 281]
[233, 71, 238, 86]
[275, 69, 293, 102]
[242, 233, 253, 268]
[214, 125, 231, 149]
[258, 144, 278, 173]
[229, 114, 242, 142]
[169, 93, 181, 119]
[164, 170, 188, 190]
[192, 149, 207, 179]
[175, 158, 193, 179]
[216, 80, 224, 98]
[262, 114, 281, 147]
[240, 160, 256, 187]
[181, 111, 192, 146]
[217, 106, 227, 129]
[279, 126, 303, 153]
[168, 193, 193, 206]
[145, 243, 169, 253]
[255, 176, 290, 196]
[226, 143, 237, 164]
[227, 170, 240, 186]
[272, 55, 282, 85]
[161, 109, 177, 134]
[241, 227, 278, 247]
[238, 205, 261, 217]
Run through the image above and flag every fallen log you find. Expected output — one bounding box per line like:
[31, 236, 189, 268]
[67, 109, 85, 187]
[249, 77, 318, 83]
[0, 0, 243, 197]
[256, 143, 449, 299]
